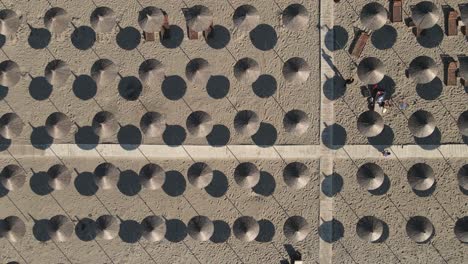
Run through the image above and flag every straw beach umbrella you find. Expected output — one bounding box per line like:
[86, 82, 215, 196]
[356, 216, 384, 242]
[408, 110, 435, 138]
[185, 58, 211, 86]
[44, 7, 71, 34]
[0, 60, 20, 87]
[407, 163, 435, 191]
[406, 216, 433, 243]
[47, 215, 74, 242]
[357, 111, 384, 137]
[90, 7, 116, 33]
[0, 216, 25, 243]
[141, 215, 166, 242]
[283, 57, 310, 83]
[282, 4, 309, 30]
[234, 57, 260, 84]
[357, 163, 384, 191]
[233, 5, 260, 32]
[233, 216, 259, 242]
[284, 110, 309, 135]
[92, 111, 118, 138]
[45, 60, 71, 87]
[283, 216, 311, 242]
[0, 9, 20, 36]
[411, 1, 439, 29]
[408, 56, 437, 84]
[45, 112, 72, 139]
[140, 112, 166, 137]
[187, 162, 213, 188]
[186, 111, 213, 137]
[0, 113, 23, 139]
[139, 59, 165, 87]
[96, 215, 119, 240]
[0, 165, 25, 191]
[93, 162, 119, 190]
[186, 5, 212, 32]
[234, 110, 260, 136]
[138, 6, 165, 33]
[360, 2, 388, 30]
[47, 164, 71, 191]
[187, 216, 214, 241]
[139, 163, 165, 190]
[357, 57, 385, 85]
[283, 162, 310, 189]
[91, 59, 118, 87]
[454, 217, 468, 243]
[457, 111, 468, 137]
[234, 162, 260, 189]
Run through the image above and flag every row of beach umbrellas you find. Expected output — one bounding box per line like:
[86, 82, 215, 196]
[357, 110, 468, 138]
[0, 4, 309, 37]
[0, 215, 311, 243]
[0, 161, 311, 192]
[0, 56, 310, 89]
[0, 108, 310, 141]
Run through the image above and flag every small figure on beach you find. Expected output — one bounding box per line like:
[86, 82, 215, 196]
[345, 77, 354, 85]
[381, 149, 391, 157]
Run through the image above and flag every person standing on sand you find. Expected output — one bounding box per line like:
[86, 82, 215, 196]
[381, 149, 391, 157]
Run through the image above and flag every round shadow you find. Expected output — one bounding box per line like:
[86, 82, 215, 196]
[416, 77, 443, 100]
[74, 125, 99, 150]
[369, 174, 391, 195]
[206, 25, 230, 49]
[0, 137, 11, 152]
[325, 25, 348, 51]
[165, 219, 187, 242]
[118, 76, 142, 101]
[162, 75, 186, 101]
[119, 219, 143, 243]
[117, 125, 142, 150]
[321, 173, 343, 197]
[319, 218, 344, 243]
[116, 27, 141, 50]
[374, 221, 390, 243]
[71, 26, 96, 50]
[322, 124, 347, 149]
[371, 25, 397, 50]
[250, 24, 277, 51]
[251, 122, 277, 147]
[417, 25, 443, 48]
[28, 27, 51, 49]
[377, 75, 396, 97]
[75, 218, 97, 241]
[252, 74, 277, 98]
[162, 170, 186, 197]
[30, 171, 53, 195]
[73, 75, 97, 100]
[205, 170, 228, 197]
[414, 127, 441, 150]
[323, 74, 346, 100]
[413, 181, 436, 197]
[160, 25, 184, 49]
[32, 219, 51, 241]
[29, 77, 53, 101]
[0, 85, 8, 100]
[0, 184, 9, 198]
[30, 126, 53, 150]
[206, 124, 230, 147]
[0, 35, 6, 49]
[117, 170, 141, 196]
[252, 171, 276, 196]
[74, 171, 98, 196]
[255, 219, 275, 242]
[210, 220, 231, 243]
[368, 125, 394, 150]
[162, 125, 186, 146]
[206, 75, 230, 99]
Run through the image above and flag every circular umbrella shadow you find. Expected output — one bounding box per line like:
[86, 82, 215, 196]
[160, 25, 184, 49]
[210, 220, 231, 243]
[251, 122, 277, 147]
[206, 25, 230, 49]
[28, 27, 51, 49]
[74, 125, 99, 150]
[323, 74, 346, 100]
[30, 126, 53, 150]
[416, 77, 443, 100]
[162, 125, 186, 146]
[204, 170, 228, 197]
[249, 24, 277, 51]
[74, 171, 98, 196]
[162, 170, 186, 197]
[322, 124, 347, 149]
[414, 127, 441, 150]
[417, 25, 443, 48]
[75, 218, 97, 241]
[73, 75, 97, 100]
[162, 75, 186, 101]
[206, 75, 229, 99]
[119, 219, 143, 243]
[371, 25, 397, 50]
[252, 74, 277, 98]
[29, 77, 52, 101]
[32, 218, 51, 241]
[71, 26, 96, 50]
[116, 26, 141, 50]
[319, 218, 344, 243]
[165, 219, 187, 242]
[325, 25, 348, 51]
[206, 124, 230, 147]
[117, 170, 141, 196]
[118, 76, 142, 101]
[368, 125, 395, 150]
[321, 173, 343, 197]
[117, 125, 142, 150]
[252, 171, 276, 196]
[255, 219, 275, 242]
[30, 171, 53, 195]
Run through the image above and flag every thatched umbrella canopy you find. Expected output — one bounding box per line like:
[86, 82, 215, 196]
[139, 59, 165, 87]
[0, 60, 21, 87]
[47, 215, 74, 242]
[45, 112, 72, 139]
[234, 110, 260, 136]
[357, 163, 385, 191]
[140, 112, 166, 137]
[283, 216, 311, 242]
[45, 59, 71, 87]
[233, 5, 260, 32]
[282, 4, 309, 30]
[457, 111, 468, 137]
[411, 1, 439, 29]
[47, 164, 71, 191]
[283, 57, 310, 83]
[457, 164, 468, 191]
[360, 2, 388, 30]
[0, 9, 20, 36]
[284, 109, 309, 135]
[283, 162, 310, 189]
[96, 215, 119, 240]
[138, 6, 165, 33]
[0, 164, 25, 191]
[408, 56, 437, 84]
[185, 58, 211, 86]
[357, 57, 385, 85]
[233, 216, 259, 242]
[357, 111, 384, 137]
[90, 7, 116, 33]
[187, 162, 213, 188]
[406, 216, 433, 243]
[92, 111, 118, 138]
[186, 5, 212, 32]
[93, 162, 119, 190]
[454, 216, 468, 243]
[407, 163, 435, 191]
[139, 163, 165, 190]
[187, 215, 214, 241]
[234, 57, 260, 84]
[141, 215, 166, 242]
[91, 59, 118, 87]
[0, 216, 25, 243]
[408, 110, 435, 138]
[44, 7, 71, 34]
[186, 111, 213, 137]
[234, 162, 260, 189]
[0, 113, 23, 139]
[356, 216, 384, 242]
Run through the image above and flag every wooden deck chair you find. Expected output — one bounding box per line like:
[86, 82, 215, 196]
[446, 61, 458, 86]
[447, 10, 459, 36]
[187, 26, 199, 39]
[390, 0, 403, 22]
[144, 32, 155, 41]
[349, 31, 369, 58]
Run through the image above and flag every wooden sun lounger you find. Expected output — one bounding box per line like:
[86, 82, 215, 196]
[187, 26, 199, 40]
[349, 31, 369, 58]
[447, 10, 459, 36]
[144, 32, 155, 41]
[446, 61, 458, 86]
[390, 0, 402, 22]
